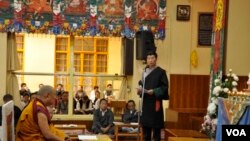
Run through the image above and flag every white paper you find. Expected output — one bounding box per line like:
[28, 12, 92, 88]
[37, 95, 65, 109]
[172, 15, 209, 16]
[78, 135, 97, 140]
[113, 121, 124, 125]
[130, 122, 138, 125]
[62, 124, 77, 127]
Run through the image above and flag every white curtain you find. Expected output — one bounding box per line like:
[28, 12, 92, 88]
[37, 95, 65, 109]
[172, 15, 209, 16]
[6, 32, 22, 108]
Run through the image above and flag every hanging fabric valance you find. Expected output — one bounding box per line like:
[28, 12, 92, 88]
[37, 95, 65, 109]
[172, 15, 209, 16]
[0, 0, 166, 39]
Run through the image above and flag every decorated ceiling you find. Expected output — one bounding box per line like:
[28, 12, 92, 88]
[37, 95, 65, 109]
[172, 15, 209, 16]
[0, 0, 166, 39]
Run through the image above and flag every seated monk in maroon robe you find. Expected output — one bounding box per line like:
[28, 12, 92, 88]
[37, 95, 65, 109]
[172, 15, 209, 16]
[15, 85, 69, 141]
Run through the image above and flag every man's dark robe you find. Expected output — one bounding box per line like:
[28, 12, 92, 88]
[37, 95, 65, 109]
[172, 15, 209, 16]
[140, 66, 169, 128]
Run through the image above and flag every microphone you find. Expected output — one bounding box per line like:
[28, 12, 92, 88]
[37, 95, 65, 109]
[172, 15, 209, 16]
[138, 81, 143, 87]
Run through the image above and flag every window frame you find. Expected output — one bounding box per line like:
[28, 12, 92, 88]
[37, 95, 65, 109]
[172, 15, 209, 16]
[54, 35, 70, 90]
[15, 33, 25, 84]
[73, 36, 109, 90]
[54, 36, 110, 116]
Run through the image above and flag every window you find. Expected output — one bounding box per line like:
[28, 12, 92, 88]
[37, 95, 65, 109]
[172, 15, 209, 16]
[54, 36, 109, 92]
[14, 34, 125, 118]
[198, 13, 213, 46]
[16, 33, 24, 84]
[73, 37, 108, 94]
[55, 36, 70, 90]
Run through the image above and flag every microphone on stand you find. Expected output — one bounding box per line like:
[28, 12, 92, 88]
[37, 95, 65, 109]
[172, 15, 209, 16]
[136, 66, 148, 141]
[138, 65, 148, 114]
[138, 81, 143, 88]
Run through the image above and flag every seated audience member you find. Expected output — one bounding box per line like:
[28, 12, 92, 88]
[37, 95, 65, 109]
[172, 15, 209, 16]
[89, 85, 99, 103]
[103, 84, 115, 103]
[92, 98, 114, 135]
[54, 91, 63, 110]
[73, 92, 84, 114]
[73, 93, 83, 114]
[74, 85, 87, 113]
[75, 85, 87, 97]
[82, 95, 93, 114]
[19, 82, 30, 98]
[15, 85, 69, 141]
[20, 92, 30, 110]
[39, 83, 44, 89]
[121, 100, 139, 133]
[93, 90, 101, 110]
[56, 91, 69, 114]
[0, 94, 22, 127]
[56, 83, 64, 96]
[30, 91, 38, 100]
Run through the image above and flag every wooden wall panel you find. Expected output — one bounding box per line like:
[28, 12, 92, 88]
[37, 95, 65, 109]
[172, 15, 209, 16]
[237, 76, 248, 91]
[169, 74, 210, 110]
[169, 75, 248, 110]
[167, 74, 210, 130]
[166, 74, 249, 130]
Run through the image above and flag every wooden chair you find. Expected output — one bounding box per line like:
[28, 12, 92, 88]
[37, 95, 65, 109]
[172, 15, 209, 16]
[109, 100, 127, 117]
[113, 122, 143, 141]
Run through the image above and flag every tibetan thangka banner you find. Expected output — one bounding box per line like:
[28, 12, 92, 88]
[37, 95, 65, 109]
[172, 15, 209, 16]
[134, 0, 166, 39]
[52, 0, 90, 35]
[23, 0, 53, 33]
[209, 0, 227, 98]
[0, 0, 166, 39]
[97, 0, 124, 37]
[0, 0, 13, 31]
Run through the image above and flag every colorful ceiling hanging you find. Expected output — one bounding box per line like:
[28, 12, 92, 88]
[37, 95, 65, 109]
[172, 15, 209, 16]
[0, 0, 166, 39]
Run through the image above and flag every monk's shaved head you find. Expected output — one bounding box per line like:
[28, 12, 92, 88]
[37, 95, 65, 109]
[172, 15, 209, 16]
[38, 85, 55, 96]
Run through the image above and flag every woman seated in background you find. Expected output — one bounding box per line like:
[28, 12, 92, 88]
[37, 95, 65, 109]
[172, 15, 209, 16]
[56, 91, 69, 114]
[73, 91, 83, 114]
[30, 91, 38, 100]
[122, 100, 139, 133]
[81, 95, 93, 114]
[20, 92, 30, 110]
[93, 90, 101, 110]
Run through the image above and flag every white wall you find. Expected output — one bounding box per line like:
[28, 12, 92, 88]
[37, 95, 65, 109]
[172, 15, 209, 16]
[226, 0, 250, 75]
[190, 0, 213, 74]
[168, 0, 193, 74]
[167, 0, 213, 74]
[108, 37, 122, 74]
[24, 34, 56, 92]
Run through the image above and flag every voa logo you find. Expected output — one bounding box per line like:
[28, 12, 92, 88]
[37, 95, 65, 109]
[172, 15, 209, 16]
[226, 129, 246, 136]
